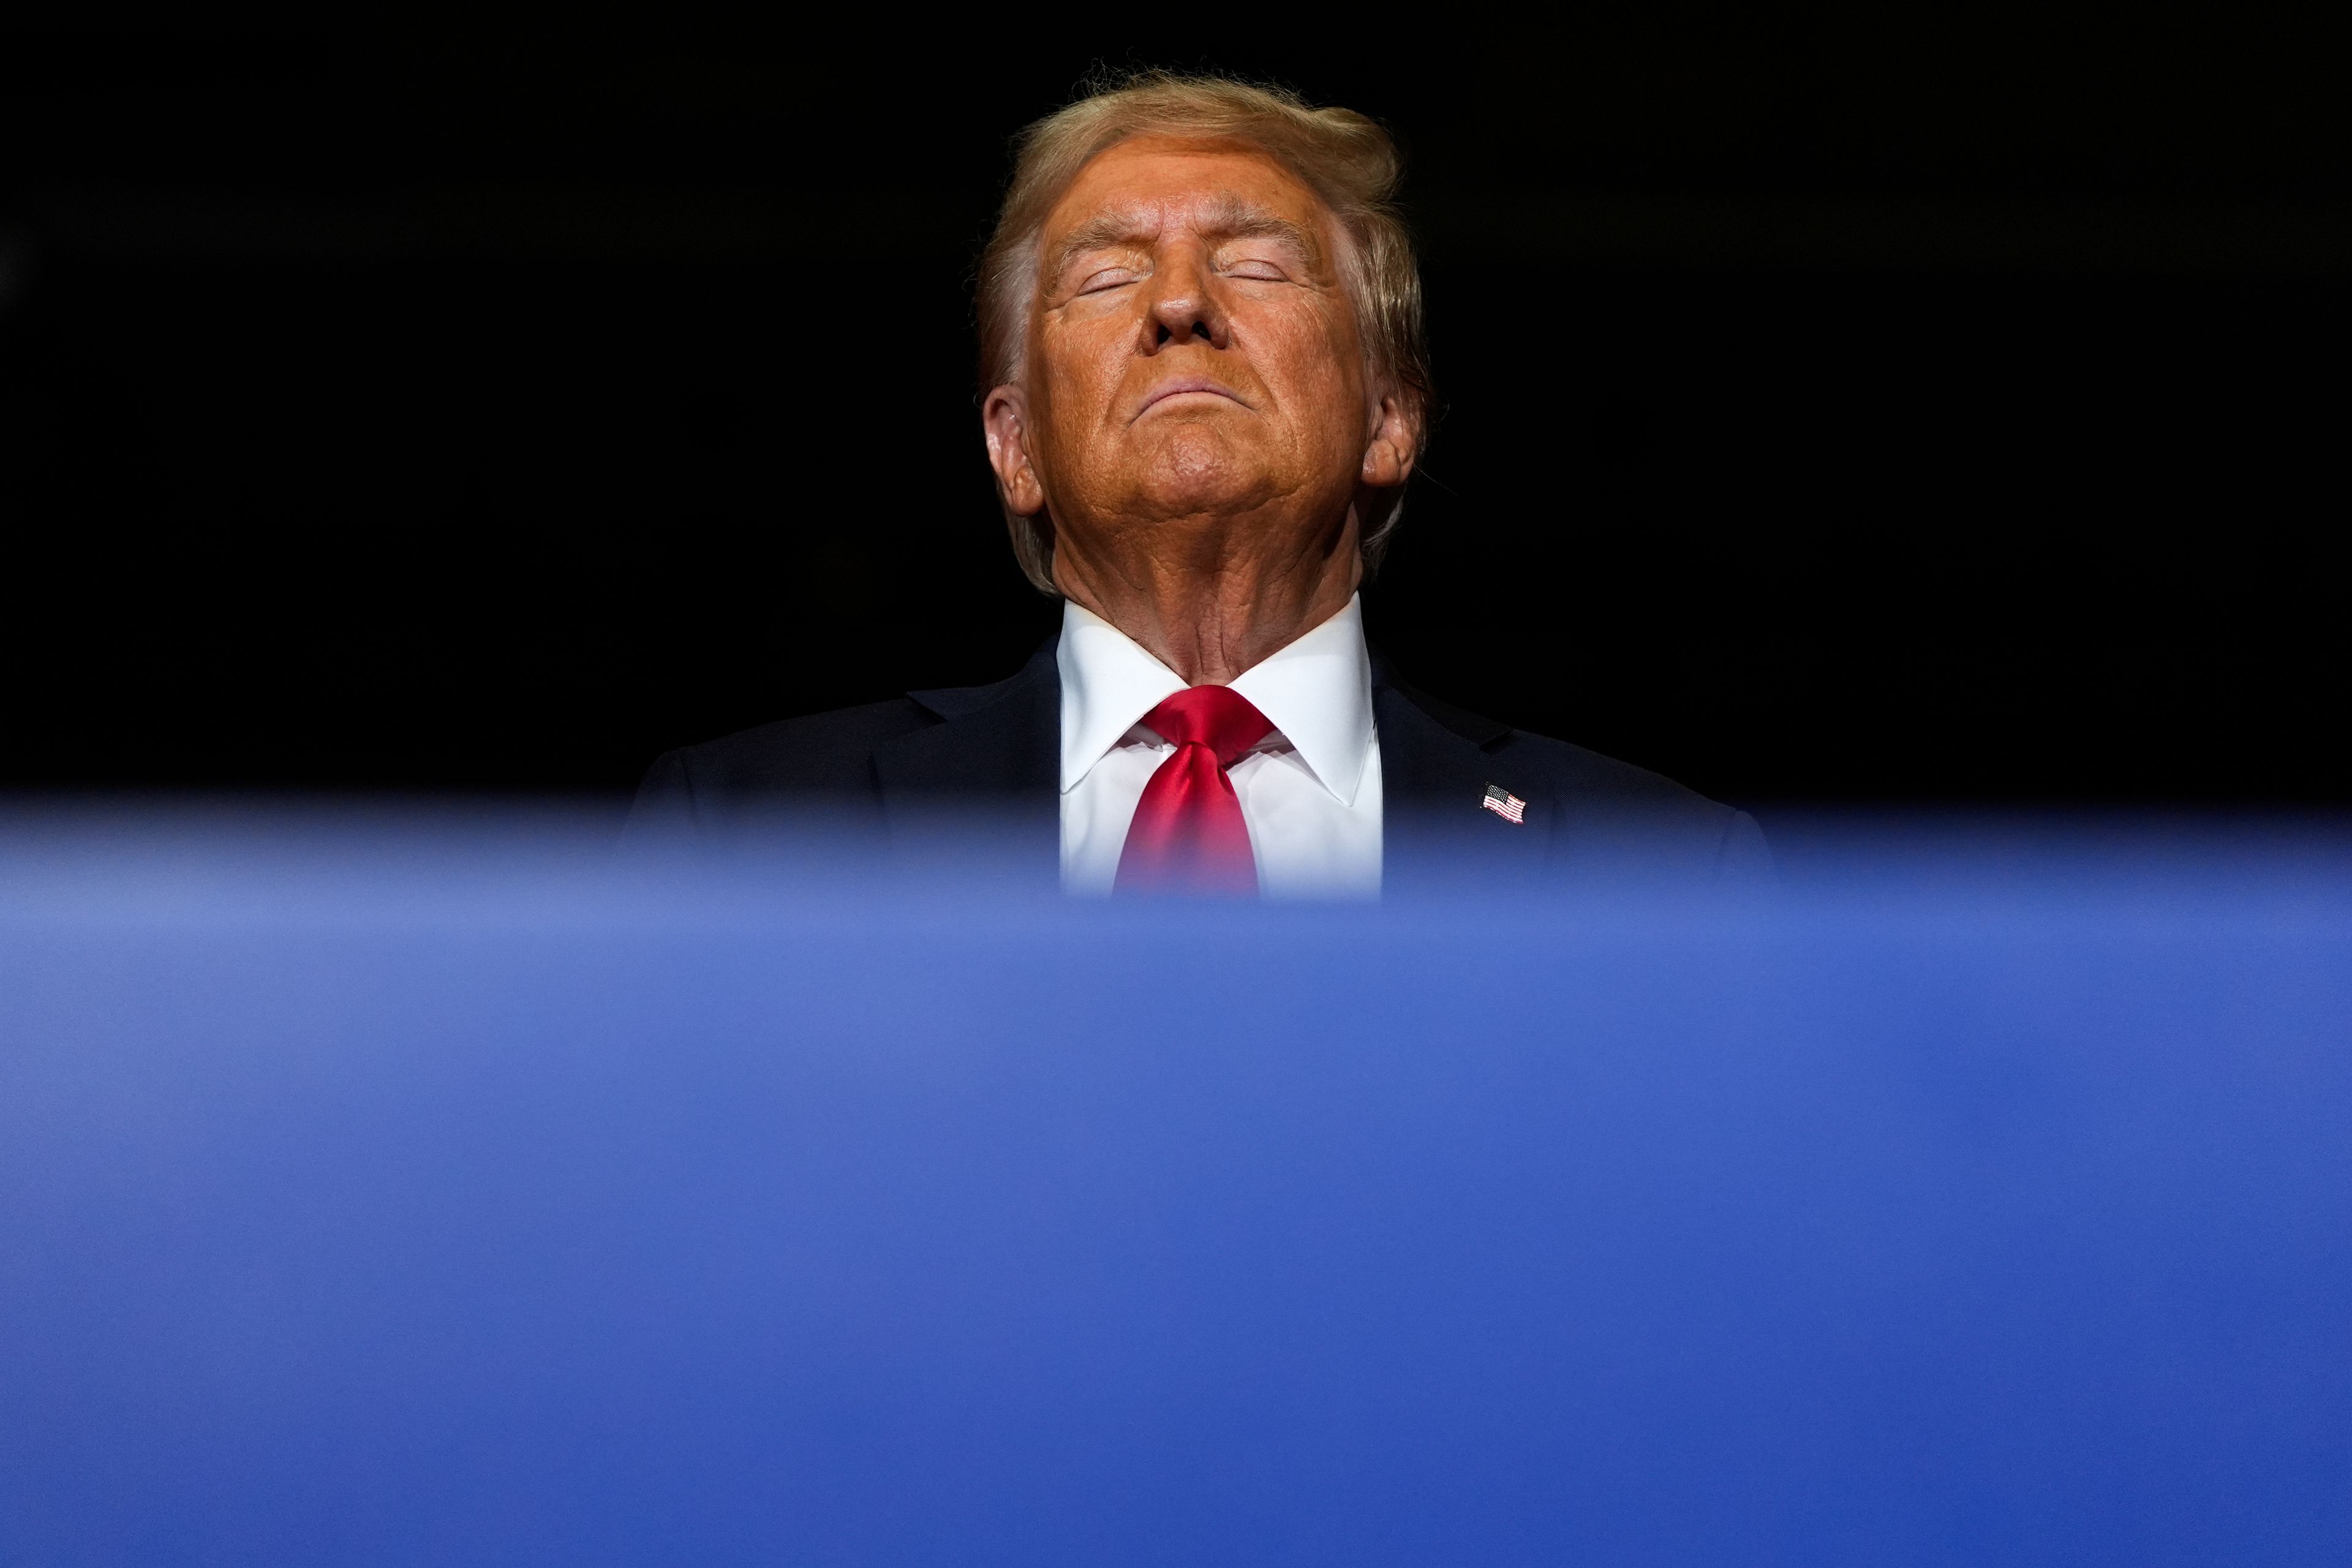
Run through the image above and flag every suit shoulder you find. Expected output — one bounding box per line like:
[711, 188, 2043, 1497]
[1506, 730, 1774, 882]
[626, 643, 1059, 843]
[1385, 672, 1715, 807]
[1490, 727, 1714, 806]
[1499, 729, 1773, 883]
[652, 697, 940, 799]
[1379, 673, 1771, 883]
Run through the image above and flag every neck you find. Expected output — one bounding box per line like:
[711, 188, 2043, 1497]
[1051, 505, 1362, 685]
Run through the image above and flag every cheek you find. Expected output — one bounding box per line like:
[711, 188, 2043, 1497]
[1038, 317, 1130, 420]
[1260, 315, 1368, 456]
[1256, 304, 1363, 399]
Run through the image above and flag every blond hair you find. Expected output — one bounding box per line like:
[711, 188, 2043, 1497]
[977, 71, 1432, 595]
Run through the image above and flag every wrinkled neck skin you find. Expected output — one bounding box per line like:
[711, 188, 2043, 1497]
[1050, 498, 1364, 688]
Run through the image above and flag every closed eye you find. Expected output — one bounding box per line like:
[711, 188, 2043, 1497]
[1077, 266, 1141, 295]
[1219, 258, 1292, 282]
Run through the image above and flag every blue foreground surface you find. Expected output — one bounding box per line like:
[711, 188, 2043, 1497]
[1, 813, 2348, 1565]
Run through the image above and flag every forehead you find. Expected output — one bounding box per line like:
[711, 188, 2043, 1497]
[1041, 135, 1331, 243]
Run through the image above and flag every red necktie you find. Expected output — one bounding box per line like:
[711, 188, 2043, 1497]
[1114, 686, 1275, 896]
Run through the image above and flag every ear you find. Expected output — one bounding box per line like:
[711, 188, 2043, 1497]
[982, 384, 1047, 516]
[1360, 390, 1419, 489]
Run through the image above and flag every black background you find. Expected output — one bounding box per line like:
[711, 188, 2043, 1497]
[6, 15, 2347, 808]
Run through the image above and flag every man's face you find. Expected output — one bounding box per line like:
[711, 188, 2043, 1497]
[997, 137, 1387, 559]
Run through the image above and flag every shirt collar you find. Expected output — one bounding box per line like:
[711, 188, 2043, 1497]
[1055, 594, 1376, 807]
[1057, 601, 1186, 794]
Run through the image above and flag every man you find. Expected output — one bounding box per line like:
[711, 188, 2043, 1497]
[630, 74, 1770, 894]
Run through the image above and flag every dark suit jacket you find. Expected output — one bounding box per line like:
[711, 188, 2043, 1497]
[627, 641, 1771, 887]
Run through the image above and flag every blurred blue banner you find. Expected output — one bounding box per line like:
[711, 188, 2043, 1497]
[1, 811, 2347, 1564]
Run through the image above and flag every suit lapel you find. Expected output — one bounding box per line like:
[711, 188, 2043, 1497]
[874, 639, 1061, 831]
[1373, 665, 1555, 882]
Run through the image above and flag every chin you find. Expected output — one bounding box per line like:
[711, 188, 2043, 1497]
[1132, 424, 1277, 518]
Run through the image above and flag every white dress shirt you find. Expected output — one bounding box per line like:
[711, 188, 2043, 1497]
[1057, 595, 1383, 898]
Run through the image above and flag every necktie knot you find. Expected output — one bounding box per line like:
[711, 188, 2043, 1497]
[1140, 686, 1273, 767]
[1114, 686, 1273, 896]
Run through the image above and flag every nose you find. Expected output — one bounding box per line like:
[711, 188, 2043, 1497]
[1142, 246, 1230, 352]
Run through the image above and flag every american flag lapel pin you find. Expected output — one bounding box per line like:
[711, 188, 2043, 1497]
[1481, 783, 1528, 824]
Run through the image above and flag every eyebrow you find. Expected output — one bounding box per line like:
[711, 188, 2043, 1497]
[1044, 193, 1324, 283]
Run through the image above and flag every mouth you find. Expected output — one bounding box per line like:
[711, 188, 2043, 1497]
[1134, 377, 1251, 420]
